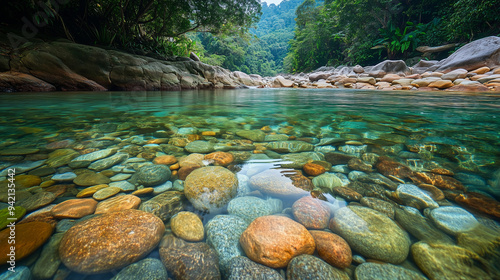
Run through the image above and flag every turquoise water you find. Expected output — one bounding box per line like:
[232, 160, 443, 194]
[0, 89, 499, 279]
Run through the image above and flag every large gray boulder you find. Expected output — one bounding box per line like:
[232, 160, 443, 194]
[429, 36, 500, 72]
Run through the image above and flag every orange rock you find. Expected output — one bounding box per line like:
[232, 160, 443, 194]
[153, 155, 178, 165]
[51, 198, 98, 219]
[332, 186, 363, 201]
[310, 230, 352, 269]
[177, 166, 200, 180]
[178, 153, 205, 168]
[201, 131, 217, 136]
[204, 151, 234, 166]
[455, 192, 500, 219]
[170, 211, 204, 242]
[40, 180, 56, 188]
[59, 209, 165, 274]
[429, 168, 454, 176]
[428, 80, 454, 89]
[131, 188, 154, 196]
[303, 163, 326, 176]
[170, 163, 180, 170]
[94, 195, 141, 214]
[76, 184, 109, 198]
[240, 215, 316, 268]
[292, 196, 330, 229]
[411, 172, 464, 191]
[375, 157, 413, 179]
[93, 186, 121, 200]
[45, 184, 69, 197]
[187, 134, 202, 141]
[0, 222, 53, 263]
[471, 67, 490, 74]
[418, 184, 445, 201]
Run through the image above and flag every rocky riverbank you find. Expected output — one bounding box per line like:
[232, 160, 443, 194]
[1, 33, 499, 92]
[263, 36, 500, 92]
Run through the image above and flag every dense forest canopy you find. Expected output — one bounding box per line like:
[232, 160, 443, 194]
[286, 0, 500, 72]
[1, 0, 499, 76]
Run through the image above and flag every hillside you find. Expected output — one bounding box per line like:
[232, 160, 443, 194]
[193, 0, 303, 76]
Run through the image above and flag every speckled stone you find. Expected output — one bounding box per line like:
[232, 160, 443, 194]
[240, 215, 315, 268]
[135, 164, 171, 187]
[73, 172, 111, 186]
[330, 206, 410, 264]
[69, 148, 117, 168]
[185, 140, 215, 153]
[206, 215, 249, 275]
[267, 141, 314, 153]
[153, 155, 178, 165]
[18, 191, 56, 212]
[59, 209, 165, 274]
[184, 166, 238, 212]
[429, 206, 479, 235]
[94, 194, 141, 214]
[360, 197, 395, 219]
[395, 206, 454, 244]
[92, 186, 121, 200]
[250, 169, 311, 198]
[354, 262, 427, 280]
[139, 191, 185, 222]
[286, 254, 350, 280]
[111, 258, 168, 280]
[51, 172, 77, 182]
[159, 235, 221, 280]
[31, 233, 65, 279]
[395, 184, 439, 209]
[292, 196, 330, 229]
[131, 187, 154, 196]
[312, 173, 344, 192]
[51, 198, 98, 219]
[236, 130, 266, 142]
[0, 222, 53, 264]
[309, 230, 352, 269]
[412, 241, 491, 280]
[227, 196, 274, 223]
[227, 256, 284, 280]
[170, 211, 204, 242]
[76, 184, 108, 198]
[205, 151, 235, 166]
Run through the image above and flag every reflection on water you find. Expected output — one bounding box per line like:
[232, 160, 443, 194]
[0, 89, 499, 279]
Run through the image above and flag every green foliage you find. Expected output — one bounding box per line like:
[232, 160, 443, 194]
[444, 0, 500, 41]
[2, 0, 261, 58]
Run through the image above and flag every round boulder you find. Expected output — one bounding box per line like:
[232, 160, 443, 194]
[239, 215, 315, 268]
[184, 166, 238, 212]
[59, 209, 165, 274]
[135, 164, 171, 187]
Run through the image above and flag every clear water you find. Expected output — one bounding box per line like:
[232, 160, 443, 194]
[0, 89, 499, 279]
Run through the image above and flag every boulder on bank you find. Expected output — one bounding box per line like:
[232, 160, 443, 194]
[428, 36, 500, 72]
[0, 39, 250, 92]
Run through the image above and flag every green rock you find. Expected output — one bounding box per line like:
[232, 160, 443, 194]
[354, 262, 427, 280]
[31, 233, 65, 279]
[267, 141, 314, 153]
[312, 173, 343, 192]
[236, 130, 266, 142]
[0, 206, 26, 230]
[281, 152, 324, 168]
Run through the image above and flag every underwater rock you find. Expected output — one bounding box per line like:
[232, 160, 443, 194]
[31, 232, 65, 279]
[280, 152, 324, 168]
[18, 191, 56, 212]
[312, 173, 344, 192]
[347, 158, 374, 172]
[303, 162, 326, 176]
[69, 148, 117, 168]
[227, 196, 274, 223]
[227, 256, 284, 280]
[170, 211, 204, 242]
[94, 194, 141, 214]
[240, 215, 315, 268]
[354, 262, 427, 280]
[206, 215, 249, 275]
[109, 180, 135, 192]
[330, 206, 411, 264]
[286, 254, 350, 280]
[375, 157, 413, 180]
[73, 171, 111, 186]
[429, 206, 479, 235]
[395, 206, 454, 244]
[236, 130, 266, 142]
[59, 209, 164, 274]
[111, 258, 168, 280]
[455, 192, 500, 219]
[205, 151, 234, 166]
[394, 184, 439, 209]
[324, 152, 357, 165]
[184, 166, 238, 212]
[135, 164, 171, 187]
[138, 191, 185, 222]
[185, 140, 215, 153]
[51, 198, 98, 219]
[360, 197, 395, 219]
[51, 172, 77, 182]
[88, 152, 129, 171]
[412, 241, 492, 280]
[160, 235, 221, 280]
[411, 172, 464, 191]
[250, 169, 312, 198]
[0, 206, 25, 230]
[309, 230, 352, 269]
[292, 196, 331, 229]
[153, 155, 178, 165]
[0, 222, 53, 264]
[267, 141, 314, 153]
